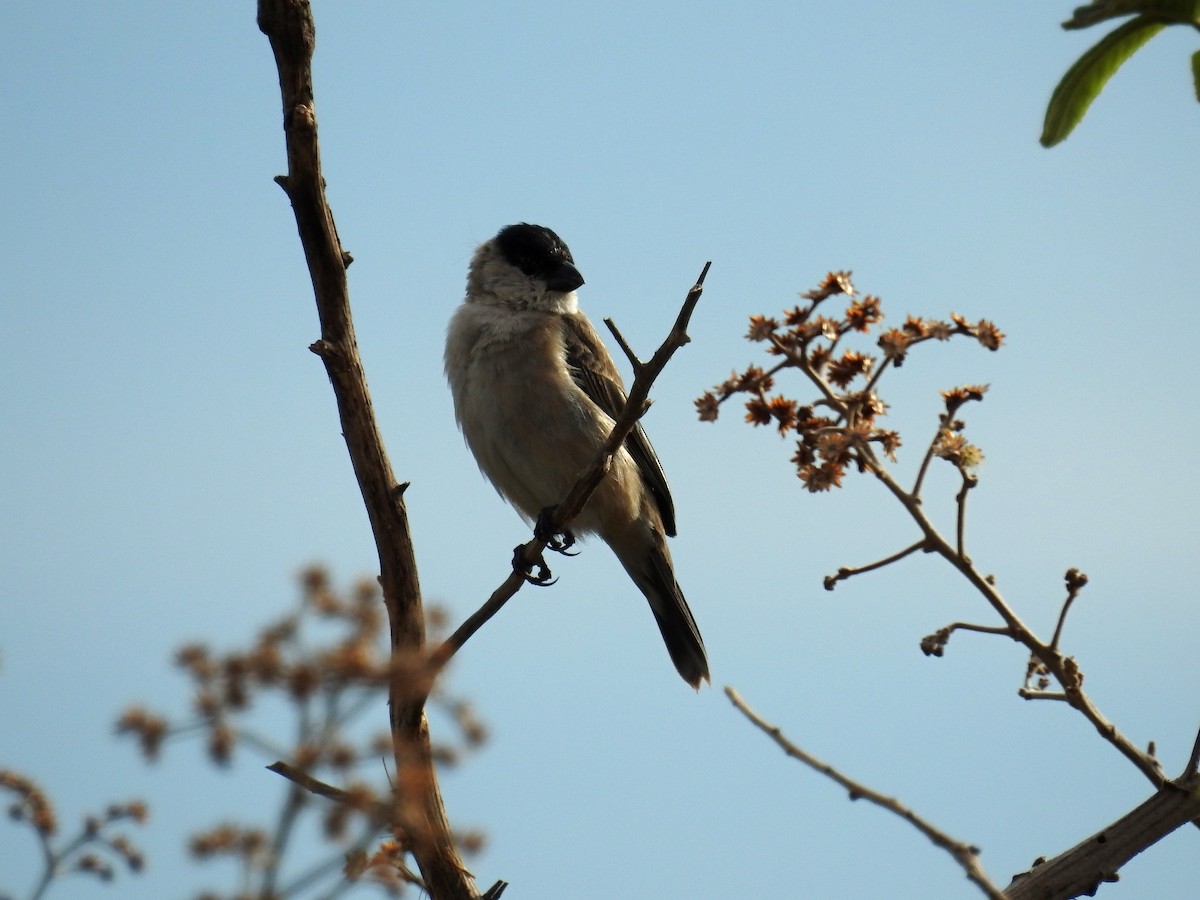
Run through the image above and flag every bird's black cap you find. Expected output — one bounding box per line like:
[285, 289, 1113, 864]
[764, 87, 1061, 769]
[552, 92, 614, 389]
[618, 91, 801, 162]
[495, 223, 584, 292]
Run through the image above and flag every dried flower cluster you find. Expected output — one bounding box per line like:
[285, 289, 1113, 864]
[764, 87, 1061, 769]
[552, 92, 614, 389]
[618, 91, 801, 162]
[115, 565, 487, 898]
[1, 769, 146, 893]
[697, 271, 1003, 492]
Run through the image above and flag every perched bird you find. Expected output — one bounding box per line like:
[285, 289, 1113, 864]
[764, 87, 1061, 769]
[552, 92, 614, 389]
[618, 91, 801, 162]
[444, 223, 709, 688]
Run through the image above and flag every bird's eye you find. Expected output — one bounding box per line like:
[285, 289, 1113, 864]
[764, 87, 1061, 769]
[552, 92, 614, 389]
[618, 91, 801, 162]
[515, 255, 552, 278]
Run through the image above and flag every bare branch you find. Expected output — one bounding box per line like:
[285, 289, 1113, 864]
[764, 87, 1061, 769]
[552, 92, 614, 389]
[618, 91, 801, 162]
[431, 263, 711, 672]
[910, 423, 944, 499]
[256, 2, 475, 894]
[429, 569, 529, 673]
[1182, 726, 1200, 778]
[603, 316, 642, 373]
[1017, 689, 1070, 702]
[823, 539, 927, 591]
[724, 687, 1006, 900]
[718, 282, 1168, 790]
[708, 279, 1198, 890]
[1049, 568, 1088, 652]
[920, 621, 1015, 658]
[955, 471, 976, 558]
[858, 447, 1168, 788]
[266, 761, 429, 894]
[267, 761, 386, 819]
[1004, 773, 1200, 900]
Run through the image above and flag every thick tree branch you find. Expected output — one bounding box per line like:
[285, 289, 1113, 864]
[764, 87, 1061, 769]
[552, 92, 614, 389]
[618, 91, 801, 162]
[430, 262, 711, 671]
[1004, 772, 1200, 900]
[256, 2, 477, 896]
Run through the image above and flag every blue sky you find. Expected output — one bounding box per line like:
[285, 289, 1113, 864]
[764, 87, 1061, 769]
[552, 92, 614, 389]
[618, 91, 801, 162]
[4, 2, 1199, 897]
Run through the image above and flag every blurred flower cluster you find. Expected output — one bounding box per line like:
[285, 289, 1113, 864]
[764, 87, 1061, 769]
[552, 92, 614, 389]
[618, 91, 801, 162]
[115, 565, 485, 899]
[0, 768, 146, 895]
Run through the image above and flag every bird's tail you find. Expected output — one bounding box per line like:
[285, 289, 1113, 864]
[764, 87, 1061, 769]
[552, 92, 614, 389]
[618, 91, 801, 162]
[610, 527, 709, 689]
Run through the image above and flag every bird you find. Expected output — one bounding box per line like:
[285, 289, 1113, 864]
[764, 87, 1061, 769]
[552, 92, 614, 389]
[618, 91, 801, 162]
[444, 223, 709, 688]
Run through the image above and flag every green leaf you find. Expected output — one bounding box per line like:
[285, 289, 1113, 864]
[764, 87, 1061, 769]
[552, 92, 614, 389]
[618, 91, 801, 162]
[1192, 49, 1200, 102]
[1041, 15, 1167, 147]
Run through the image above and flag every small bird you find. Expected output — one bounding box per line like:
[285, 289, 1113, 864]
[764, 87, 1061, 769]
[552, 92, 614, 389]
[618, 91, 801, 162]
[444, 223, 709, 688]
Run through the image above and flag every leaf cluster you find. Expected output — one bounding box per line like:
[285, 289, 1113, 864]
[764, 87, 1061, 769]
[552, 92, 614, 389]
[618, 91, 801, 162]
[1043, 1, 1200, 146]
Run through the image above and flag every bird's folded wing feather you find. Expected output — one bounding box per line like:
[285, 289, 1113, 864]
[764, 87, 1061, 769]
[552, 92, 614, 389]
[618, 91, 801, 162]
[560, 312, 678, 536]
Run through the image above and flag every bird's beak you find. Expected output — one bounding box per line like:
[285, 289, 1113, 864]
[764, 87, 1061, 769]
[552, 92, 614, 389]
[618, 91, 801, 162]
[546, 261, 585, 293]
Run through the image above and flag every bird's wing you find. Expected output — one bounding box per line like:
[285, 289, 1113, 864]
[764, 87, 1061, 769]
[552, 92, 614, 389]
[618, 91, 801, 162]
[560, 312, 678, 536]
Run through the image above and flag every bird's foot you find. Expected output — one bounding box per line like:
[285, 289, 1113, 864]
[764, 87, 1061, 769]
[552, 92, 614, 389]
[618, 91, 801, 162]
[534, 507, 578, 556]
[512, 544, 557, 586]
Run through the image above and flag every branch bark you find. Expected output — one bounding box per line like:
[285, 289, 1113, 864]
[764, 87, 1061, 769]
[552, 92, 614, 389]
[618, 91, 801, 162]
[1004, 774, 1200, 900]
[256, 2, 477, 896]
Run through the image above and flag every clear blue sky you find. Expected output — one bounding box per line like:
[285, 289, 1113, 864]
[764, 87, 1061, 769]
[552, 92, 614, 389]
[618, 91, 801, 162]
[4, 2, 1199, 897]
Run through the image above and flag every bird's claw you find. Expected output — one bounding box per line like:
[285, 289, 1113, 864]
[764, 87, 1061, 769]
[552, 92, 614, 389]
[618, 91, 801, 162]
[512, 545, 558, 586]
[547, 532, 578, 556]
[534, 507, 578, 556]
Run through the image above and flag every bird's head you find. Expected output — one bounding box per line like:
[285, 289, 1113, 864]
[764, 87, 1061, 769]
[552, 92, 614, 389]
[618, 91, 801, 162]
[467, 223, 585, 311]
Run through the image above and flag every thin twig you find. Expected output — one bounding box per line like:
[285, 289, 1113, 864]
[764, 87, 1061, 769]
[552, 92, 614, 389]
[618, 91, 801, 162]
[852, 441, 1168, 788]
[1049, 568, 1088, 652]
[859, 353, 894, 398]
[921, 621, 1016, 658]
[725, 687, 1006, 900]
[603, 317, 642, 373]
[1017, 690, 1070, 702]
[429, 569, 529, 672]
[1183, 725, 1200, 778]
[265, 761, 425, 892]
[266, 761, 384, 815]
[955, 471, 975, 559]
[280, 818, 423, 896]
[944, 621, 1015, 638]
[910, 422, 944, 499]
[431, 262, 711, 673]
[823, 539, 927, 591]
